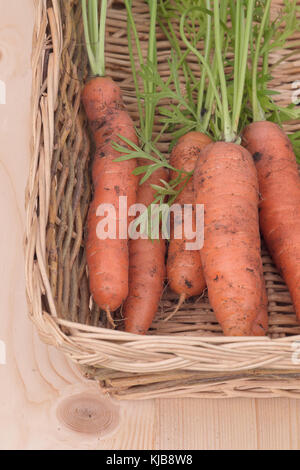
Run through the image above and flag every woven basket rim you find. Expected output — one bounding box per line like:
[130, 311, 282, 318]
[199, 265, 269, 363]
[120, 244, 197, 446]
[54, 315, 300, 344]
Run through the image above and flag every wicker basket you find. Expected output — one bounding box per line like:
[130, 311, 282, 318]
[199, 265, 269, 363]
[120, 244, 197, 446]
[26, 0, 300, 400]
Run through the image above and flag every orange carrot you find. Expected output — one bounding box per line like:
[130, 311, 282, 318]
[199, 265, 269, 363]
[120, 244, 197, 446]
[194, 141, 268, 336]
[242, 121, 300, 321]
[167, 132, 212, 308]
[82, 77, 138, 316]
[121, 0, 169, 334]
[124, 166, 167, 334]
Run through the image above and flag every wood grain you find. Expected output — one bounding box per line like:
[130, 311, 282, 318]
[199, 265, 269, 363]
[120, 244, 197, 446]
[0, 0, 300, 450]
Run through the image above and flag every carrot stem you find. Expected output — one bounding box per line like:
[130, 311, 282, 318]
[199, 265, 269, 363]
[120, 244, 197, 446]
[262, 8, 270, 79]
[81, 0, 107, 77]
[146, 0, 158, 152]
[196, 0, 212, 129]
[96, 0, 107, 77]
[213, 0, 234, 142]
[157, 17, 193, 102]
[231, 0, 254, 136]
[82, 0, 97, 75]
[88, 0, 98, 56]
[125, 0, 158, 154]
[180, 7, 222, 123]
[125, 0, 145, 132]
[232, 0, 240, 123]
[252, 0, 271, 122]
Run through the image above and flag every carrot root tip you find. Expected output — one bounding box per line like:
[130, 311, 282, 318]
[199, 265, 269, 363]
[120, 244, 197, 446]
[163, 293, 186, 323]
[105, 306, 116, 329]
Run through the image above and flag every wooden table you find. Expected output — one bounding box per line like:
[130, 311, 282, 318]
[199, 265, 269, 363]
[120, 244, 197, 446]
[0, 0, 300, 450]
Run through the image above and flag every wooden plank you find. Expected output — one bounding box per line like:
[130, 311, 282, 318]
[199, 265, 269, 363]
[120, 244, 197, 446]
[255, 399, 293, 450]
[155, 398, 258, 450]
[289, 400, 300, 450]
[217, 399, 258, 450]
[101, 400, 156, 450]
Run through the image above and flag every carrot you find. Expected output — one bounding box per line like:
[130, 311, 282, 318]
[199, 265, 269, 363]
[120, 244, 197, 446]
[124, 166, 167, 335]
[167, 132, 212, 308]
[242, 121, 300, 321]
[82, 78, 138, 313]
[154, 1, 268, 334]
[122, 0, 167, 334]
[240, 1, 300, 320]
[81, 1, 138, 320]
[189, 0, 267, 335]
[156, 5, 216, 315]
[194, 142, 268, 336]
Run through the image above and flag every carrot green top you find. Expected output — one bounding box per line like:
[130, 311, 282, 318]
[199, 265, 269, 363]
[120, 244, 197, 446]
[249, 0, 299, 123]
[125, 0, 158, 156]
[246, 0, 300, 158]
[158, 0, 299, 145]
[157, 0, 255, 143]
[81, 0, 107, 77]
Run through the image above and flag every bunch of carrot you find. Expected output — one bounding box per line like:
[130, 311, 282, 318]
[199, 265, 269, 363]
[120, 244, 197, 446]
[159, 0, 300, 335]
[81, 0, 138, 327]
[80, 0, 300, 337]
[178, 0, 269, 336]
[81, 0, 168, 333]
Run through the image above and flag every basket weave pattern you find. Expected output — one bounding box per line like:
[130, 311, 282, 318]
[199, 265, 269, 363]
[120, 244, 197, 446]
[25, 0, 300, 399]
